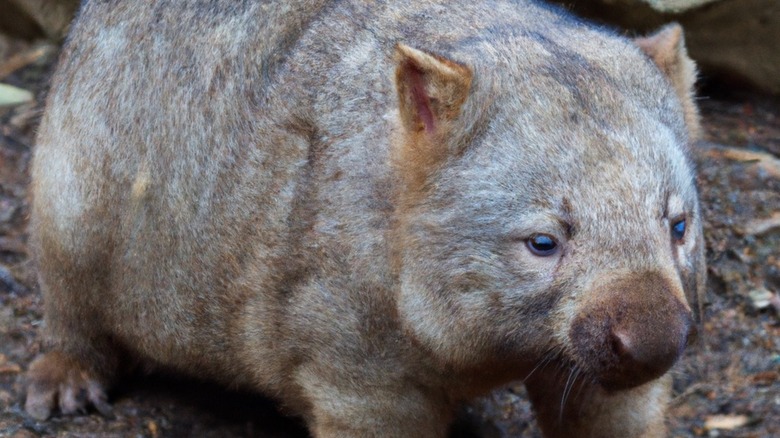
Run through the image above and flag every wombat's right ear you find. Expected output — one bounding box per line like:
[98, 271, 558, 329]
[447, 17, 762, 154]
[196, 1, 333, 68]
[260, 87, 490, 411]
[394, 44, 472, 134]
[393, 44, 472, 189]
[634, 24, 701, 138]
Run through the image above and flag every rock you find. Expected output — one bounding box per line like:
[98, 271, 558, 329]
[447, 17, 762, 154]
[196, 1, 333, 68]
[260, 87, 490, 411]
[0, 0, 79, 40]
[548, 0, 780, 95]
[0, 264, 27, 295]
[641, 0, 720, 13]
[0, 389, 12, 407]
[10, 429, 36, 438]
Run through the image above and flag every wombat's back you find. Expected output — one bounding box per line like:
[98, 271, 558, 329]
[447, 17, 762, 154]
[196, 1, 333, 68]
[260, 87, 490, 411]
[31, 1, 340, 379]
[31, 0, 595, 377]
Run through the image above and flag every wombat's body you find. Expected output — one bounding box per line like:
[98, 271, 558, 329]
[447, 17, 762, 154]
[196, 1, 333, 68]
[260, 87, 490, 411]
[27, 1, 705, 437]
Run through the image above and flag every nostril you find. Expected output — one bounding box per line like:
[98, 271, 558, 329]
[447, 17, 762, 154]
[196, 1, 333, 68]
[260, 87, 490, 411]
[618, 325, 680, 364]
[609, 328, 633, 359]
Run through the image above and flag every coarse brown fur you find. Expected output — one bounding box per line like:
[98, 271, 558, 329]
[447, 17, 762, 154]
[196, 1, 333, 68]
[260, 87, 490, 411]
[26, 1, 705, 437]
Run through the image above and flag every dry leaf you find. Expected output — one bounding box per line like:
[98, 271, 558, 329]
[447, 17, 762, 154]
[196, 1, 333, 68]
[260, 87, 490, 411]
[704, 414, 749, 430]
[750, 370, 779, 385]
[0, 362, 21, 374]
[0, 83, 33, 107]
[147, 420, 159, 438]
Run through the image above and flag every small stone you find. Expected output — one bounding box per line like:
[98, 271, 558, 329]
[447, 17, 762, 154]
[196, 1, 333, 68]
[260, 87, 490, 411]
[748, 287, 774, 310]
[0, 196, 18, 223]
[0, 389, 13, 406]
[0, 264, 26, 295]
[11, 429, 36, 438]
[148, 420, 160, 438]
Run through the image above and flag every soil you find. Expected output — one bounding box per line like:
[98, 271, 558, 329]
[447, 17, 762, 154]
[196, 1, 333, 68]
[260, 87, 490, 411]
[0, 34, 778, 438]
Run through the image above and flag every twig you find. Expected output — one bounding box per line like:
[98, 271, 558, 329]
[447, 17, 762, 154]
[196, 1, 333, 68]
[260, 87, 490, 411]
[671, 382, 712, 406]
[0, 44, 54, 80]
[740, 212, 780, 236]
[700, 143, 780, 179]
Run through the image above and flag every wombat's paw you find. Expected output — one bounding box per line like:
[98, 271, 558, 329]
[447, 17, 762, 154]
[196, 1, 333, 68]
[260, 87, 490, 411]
[25, 352, 112, 420]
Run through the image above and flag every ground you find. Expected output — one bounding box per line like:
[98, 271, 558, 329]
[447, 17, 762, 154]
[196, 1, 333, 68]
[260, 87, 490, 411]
[0, 34, 778, 438]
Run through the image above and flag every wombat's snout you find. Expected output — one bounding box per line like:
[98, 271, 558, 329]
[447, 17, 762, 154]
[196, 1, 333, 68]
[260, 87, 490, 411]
[570, 272, 693, 391]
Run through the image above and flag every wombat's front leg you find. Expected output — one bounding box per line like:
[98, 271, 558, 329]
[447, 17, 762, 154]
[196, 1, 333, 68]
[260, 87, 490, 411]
[525, 372, 671, 438]
[296, 366, 452, 438]
[25, 229, 122, 420]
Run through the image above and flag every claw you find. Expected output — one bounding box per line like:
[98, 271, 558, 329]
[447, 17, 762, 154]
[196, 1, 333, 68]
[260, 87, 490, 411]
[25, 384, 56, 420]
[59, 384, 80, 415]
[87, 379, 114, 418]
[25, 352, 113, 420]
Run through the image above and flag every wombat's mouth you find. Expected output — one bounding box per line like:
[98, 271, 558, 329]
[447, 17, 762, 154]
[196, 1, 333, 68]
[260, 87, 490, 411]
[552, 355, 669, 394]
[594, 366, 670, 392]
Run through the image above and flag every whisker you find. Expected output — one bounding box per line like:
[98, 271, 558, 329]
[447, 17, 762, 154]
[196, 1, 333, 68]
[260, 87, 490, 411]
[523, 348, 556, 383]
[571, 370, 588, 405]
[558, 366, 579, 423]
[574, 372, 595, 417]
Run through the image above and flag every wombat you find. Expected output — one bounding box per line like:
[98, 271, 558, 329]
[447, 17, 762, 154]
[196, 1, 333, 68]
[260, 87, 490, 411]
[26, 1, 705, 437]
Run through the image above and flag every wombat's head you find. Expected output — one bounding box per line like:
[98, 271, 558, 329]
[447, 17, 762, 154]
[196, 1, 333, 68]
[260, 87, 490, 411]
[391, 24, 704, 391]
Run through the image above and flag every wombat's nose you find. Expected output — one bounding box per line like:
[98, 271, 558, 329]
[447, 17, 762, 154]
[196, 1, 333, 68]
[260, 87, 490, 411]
[570, 272, 693, 390]
[607, 314, 691, 387]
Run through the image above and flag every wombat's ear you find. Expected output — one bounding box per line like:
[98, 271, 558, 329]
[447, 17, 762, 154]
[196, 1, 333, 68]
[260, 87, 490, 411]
[393, 44, 472, 190]
[394, 44, 472, 134]
[634, 24, 701, 138]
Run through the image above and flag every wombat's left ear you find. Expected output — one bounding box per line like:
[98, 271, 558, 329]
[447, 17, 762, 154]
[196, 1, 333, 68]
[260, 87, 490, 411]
[634, 24, 701, 138]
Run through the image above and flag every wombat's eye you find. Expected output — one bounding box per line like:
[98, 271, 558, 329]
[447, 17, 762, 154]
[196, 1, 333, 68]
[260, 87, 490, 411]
[526, 234, 559, 257]
[671, 218, 686, 243]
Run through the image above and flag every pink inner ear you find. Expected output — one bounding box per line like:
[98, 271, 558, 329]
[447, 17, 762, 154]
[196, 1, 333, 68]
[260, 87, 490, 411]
[406, 64, 436, 133]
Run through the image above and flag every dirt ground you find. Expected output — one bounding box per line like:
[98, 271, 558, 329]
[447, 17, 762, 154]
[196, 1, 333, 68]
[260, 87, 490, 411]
[0, 32, 778, 438]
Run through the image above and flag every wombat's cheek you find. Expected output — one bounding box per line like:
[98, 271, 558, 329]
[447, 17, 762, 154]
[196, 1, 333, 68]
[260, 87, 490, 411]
[568, 272, 693, 391]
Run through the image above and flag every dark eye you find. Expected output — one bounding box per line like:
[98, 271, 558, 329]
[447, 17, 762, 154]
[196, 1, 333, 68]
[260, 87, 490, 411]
[671, 218, 686, 243]
[526, 234, 559, 257]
